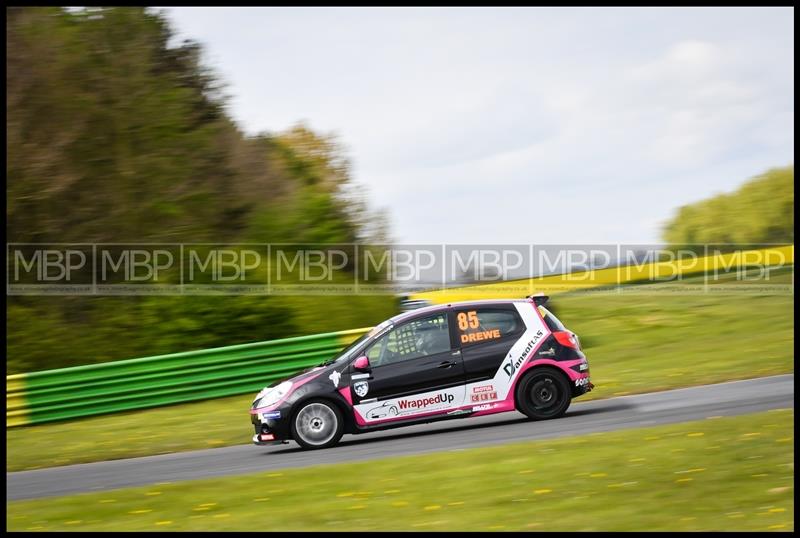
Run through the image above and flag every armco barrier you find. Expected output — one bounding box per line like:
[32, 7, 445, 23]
[6, 328, 370, 427]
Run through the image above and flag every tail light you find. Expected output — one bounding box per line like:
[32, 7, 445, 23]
[553, 331, 580, 350]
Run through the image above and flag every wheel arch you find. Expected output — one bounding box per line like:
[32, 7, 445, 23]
[514, 364, 572, 411]
[290, 393, 357, 436]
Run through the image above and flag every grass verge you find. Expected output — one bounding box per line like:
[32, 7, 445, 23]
[7, 273, 794, 472]
[7, 409, 794, 531]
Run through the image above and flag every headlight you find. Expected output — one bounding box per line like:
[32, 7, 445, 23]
[253, 381, 292, 409]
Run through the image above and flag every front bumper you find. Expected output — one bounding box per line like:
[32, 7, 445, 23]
[250, 408, 292, 445]
[252, 433, 289, 446]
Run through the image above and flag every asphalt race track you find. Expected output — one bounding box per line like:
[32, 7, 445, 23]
[7, 374, 794, 501]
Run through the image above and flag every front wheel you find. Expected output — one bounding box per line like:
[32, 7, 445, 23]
[516, 368, 571, 420]
[291, 399, 344, 450]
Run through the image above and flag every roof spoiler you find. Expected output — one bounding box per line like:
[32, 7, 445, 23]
[527, 294, 549, 306]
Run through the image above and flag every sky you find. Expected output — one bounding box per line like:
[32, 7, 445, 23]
[163, 7, 793, 245]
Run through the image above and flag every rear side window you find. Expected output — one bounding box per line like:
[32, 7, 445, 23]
[455, 309, 522, 346]
[538, 306, 566, 331]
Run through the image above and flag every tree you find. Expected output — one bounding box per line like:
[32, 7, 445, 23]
[662, 166, 794, 248]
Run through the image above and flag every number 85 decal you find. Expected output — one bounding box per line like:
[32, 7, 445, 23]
[457, 311, 479, 331]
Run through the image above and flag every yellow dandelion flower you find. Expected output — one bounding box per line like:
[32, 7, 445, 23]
[687, 432, 704, 437]
[156, 521, 173, 526]
[534, 489, 552, 494]
[424, 505, 442, 511]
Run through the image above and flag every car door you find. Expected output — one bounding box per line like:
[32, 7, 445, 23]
[454, 305, 526, 388]
[349, 310, 466, 421]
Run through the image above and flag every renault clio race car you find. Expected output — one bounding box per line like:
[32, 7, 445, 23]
[250, 296, 593, 450]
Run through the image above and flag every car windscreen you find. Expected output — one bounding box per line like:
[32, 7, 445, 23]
[324, 319, 394, 366]
[327, 333, 371, 365]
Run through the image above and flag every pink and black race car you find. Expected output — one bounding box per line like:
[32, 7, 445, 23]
[250, 296, 593, 449]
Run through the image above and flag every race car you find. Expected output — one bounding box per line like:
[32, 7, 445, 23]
[250, 296, 593, 450]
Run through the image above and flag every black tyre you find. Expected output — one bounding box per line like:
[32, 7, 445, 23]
[290, 399, 344, 450]
[515, 368, 571, 420]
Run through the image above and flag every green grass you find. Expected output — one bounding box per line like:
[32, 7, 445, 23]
[6, 273, 794, 472]
[552, 269, 794, 399]
[6, 409, 794, 531]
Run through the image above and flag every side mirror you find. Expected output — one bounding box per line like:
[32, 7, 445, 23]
[353, 355, 371, 371]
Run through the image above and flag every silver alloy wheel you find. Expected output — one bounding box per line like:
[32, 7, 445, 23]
[294, 403, 338, 446]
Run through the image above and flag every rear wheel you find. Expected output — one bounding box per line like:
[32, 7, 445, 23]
[516, 368, 571, 420]
[291, 399, 344, 450]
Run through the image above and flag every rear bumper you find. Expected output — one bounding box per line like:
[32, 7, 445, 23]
[572, 379, 594, 397]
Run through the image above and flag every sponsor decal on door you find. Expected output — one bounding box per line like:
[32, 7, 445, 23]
[354, 386, 466, 423]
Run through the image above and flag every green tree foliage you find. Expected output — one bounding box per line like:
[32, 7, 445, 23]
[662, 166, 794, 247]
[6, 7, 395, 373]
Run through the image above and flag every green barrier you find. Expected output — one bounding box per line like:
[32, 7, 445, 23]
[7, 328, 371, 427]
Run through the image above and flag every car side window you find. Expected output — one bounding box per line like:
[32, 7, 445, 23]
[366, 313, 451, 367]
[455, 308, 522, 346]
